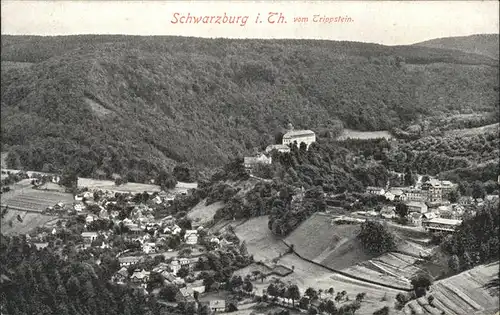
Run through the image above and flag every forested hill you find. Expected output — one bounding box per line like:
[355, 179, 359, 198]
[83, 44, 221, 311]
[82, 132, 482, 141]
[414, 34, 499, 60]
[1, 35, 499, 179]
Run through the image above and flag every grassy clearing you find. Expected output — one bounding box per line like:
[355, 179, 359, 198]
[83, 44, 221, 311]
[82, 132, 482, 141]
[77, 177, 197, 194]
[276, 254, 400, 315]
[337, 129, 393, 141]
[233, 216, 289, 263]
[1, 186, 74, 212]
[444, 122, 499, 137]
[1, 209, 57, 235]
[285, 213, 375, 269]
[187, 199, 224, 225]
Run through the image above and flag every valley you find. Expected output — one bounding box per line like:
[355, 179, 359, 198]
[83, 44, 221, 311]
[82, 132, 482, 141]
[1, 33, 499, 315]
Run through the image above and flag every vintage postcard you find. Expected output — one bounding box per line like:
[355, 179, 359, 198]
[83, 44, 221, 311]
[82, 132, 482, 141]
[1, 1, 499, 315]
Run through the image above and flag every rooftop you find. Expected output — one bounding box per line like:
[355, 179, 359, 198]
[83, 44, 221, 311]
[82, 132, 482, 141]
[283, 130, 315, 138]
[424, 218, 462, 225]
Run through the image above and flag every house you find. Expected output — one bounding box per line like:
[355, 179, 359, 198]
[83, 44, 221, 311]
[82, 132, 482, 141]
[406, 201, 428, 213]
[380, 207, 396, 219]
[128, 225, 144, 235]
[180, 281, 206, 298]
[401, 188, 427, 202]
[179, 257, 192, 267]
[210, 237, 220, 245]
[171, 225, 182, 235]
[422, 218, 462, 232]
[152, 195, 162, 204]
[74, 203, 85, 212]
[85, 214, 97, 224]
[152, 263, 171, 273]
[422, 212, 437, 220]
[458, 196, 474, 205]
[119, 256, 142, 267]
[81, 232, 99, 243]
[170, 260, 181, 274]
[142, 242, 157, 254]
[112, 267, 129, 283]
[161, 272, 177, 284]
[184, 230, 198, 245]
[366, 186, 385, 196]
[130, 269, 150, 288]
[219, 239, 233, 248]
[485, 195, 499, 202]
[209, 300, 226, 312]
[409, 212, 423, 227]
[98, 208, 109, 219]
[32, 242, 49, 250]
[161, 215, 176, 225]
[440, 180, 455, 194]
[243, 153, 272, 171]
[421, 179, 443, 202]
[282, 129, 316, 149]
[265, 144, 291, 154]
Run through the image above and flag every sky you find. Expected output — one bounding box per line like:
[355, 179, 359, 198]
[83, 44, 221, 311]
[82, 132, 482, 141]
[1, 1, 498, 45]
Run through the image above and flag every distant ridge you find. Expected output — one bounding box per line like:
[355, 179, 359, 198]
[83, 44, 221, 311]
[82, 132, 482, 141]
[414, 34, 499, 60]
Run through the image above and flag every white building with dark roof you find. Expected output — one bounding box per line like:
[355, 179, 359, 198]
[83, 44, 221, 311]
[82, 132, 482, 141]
[243, 153, 272, 170]
[265, 144, 291, 153]
[282, 130, 316, 149]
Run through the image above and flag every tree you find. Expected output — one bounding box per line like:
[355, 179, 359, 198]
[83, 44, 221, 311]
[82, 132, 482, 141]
[395, 203, 409, 218]
[357, 221, 396, 254]
[160, 284, 178, 302]
[404, 167, 415, 186]
[422, 175, 430, 183]
[355, 292, 366, 302]
[447, 189, 461, 203]
[411, 273, 433, 298]
[373, 306, 389, 315]
[177, 266, 189, 278]
[239, 241, 248, 256]
[448, 254, 460, 273]
[173, 164, 192, 182]
[156, 171, 177, 190]
[242, 279, 253, 293]
[471, 181, 486, 200]
[286, 284, 301, 308]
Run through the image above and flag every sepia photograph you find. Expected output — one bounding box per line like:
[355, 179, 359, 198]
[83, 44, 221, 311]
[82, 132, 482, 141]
[0, 1, 499, 315]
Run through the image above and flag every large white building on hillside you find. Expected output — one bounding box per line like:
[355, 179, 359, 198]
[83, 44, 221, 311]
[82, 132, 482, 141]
[282, 130, 316, 149]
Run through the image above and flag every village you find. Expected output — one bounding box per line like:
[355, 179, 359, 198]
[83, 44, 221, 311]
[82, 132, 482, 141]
[1, 126, 499, 315]
[242, 126, 499, 235]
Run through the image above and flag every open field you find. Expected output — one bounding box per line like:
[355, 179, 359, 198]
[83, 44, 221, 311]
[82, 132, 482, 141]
[285, 213, 376, 270]
[276, 254, 402, 315]
[233, 216, 289, 263]
[77, 177, 197, 194]
[1, 184, 74, 212]
[187, 199, 224, 225]
[337, 129, 393, 141]
[283, 212, 435, 289]
[0, 209, 57, 235]
[444, 122, 499, 137]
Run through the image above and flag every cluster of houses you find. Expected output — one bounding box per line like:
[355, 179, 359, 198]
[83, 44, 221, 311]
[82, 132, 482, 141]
[365, 177, 499, 233]
[244, 127, 316, 172]
[366, 178, 456, 203]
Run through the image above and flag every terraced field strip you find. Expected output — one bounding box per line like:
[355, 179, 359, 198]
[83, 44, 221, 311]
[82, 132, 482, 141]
[281, 240, 413, 291]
